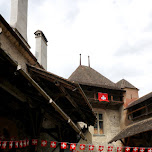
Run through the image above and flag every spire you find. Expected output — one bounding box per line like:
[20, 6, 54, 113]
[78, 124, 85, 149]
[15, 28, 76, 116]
[88, 56, 90, 67]
[80, 54, 81, 65]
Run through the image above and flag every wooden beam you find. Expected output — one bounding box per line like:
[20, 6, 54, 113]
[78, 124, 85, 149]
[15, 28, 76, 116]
[55, 81, 86, 120]
[127, 106, 146, 115]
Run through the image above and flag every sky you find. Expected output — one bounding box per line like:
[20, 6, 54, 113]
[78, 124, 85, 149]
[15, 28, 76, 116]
[1, 0, 152, 97]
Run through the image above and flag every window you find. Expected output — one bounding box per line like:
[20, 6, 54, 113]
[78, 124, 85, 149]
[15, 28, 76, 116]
[94, 113, 103, 135]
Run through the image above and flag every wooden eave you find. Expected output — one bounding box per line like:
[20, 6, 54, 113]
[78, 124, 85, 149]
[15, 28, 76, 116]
[0, 49, 88, 140]
[27, 65, 96, 126]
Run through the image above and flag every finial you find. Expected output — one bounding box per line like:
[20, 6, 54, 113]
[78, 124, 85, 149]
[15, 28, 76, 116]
[88, 56, 90, 67]
[80, 54, 81, 65]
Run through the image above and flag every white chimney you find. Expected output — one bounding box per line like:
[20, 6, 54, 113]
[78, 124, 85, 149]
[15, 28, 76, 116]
[10, 0, 28, 42]
[34, 30, 48, 70]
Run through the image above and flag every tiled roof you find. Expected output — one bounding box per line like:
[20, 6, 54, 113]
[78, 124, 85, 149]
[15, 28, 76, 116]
[116, 79, 137, 89]
[68, 65, 121, 90]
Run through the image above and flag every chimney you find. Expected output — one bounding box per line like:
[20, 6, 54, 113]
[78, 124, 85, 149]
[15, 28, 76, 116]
[10, 0, 28, 42]
[34, 30, 48, 70]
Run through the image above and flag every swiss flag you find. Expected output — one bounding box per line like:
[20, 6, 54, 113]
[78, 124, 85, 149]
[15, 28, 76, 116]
[9, 141, 13, 149]
[89, 145, 94, 151]
[19, 140, 23, 148]
[32, 139, 38, 146]
[1, 141, 7, 149]
[98, 93, 109, 102]
[41, 140, 47, 147]
[108, 146, 113, 151]
[15, 141, 19, 148]
[125, 147, 131, 152]
[140, 148, 145, 152]
[70, 143, 76, 150]
[99, 146, 104, 151]
[133, 147, 138, 152]
[148, 148, 152, 152]
[61, 142, 67, 149]
[26, 139, 29, 146]
[79, 144, 85, 150]
[117, 147, 122, 152]
[23, 140, 26, 147]
[50, 141, 56, 148]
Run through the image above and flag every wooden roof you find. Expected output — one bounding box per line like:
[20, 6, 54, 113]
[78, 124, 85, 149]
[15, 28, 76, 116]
[126, 92, 152, 109]
[109, 117, 152, 143]
[69, 65, 122, 90]
[27, 65, 96, 126]
[116, 79, 138, 89]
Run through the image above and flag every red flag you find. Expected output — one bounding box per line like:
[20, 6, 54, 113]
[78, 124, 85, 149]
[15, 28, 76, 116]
[41, 140, 47, 147]
[148, 148, 152, 152]
[26, 139, 29, 146]
[15, 141, 19, 148]
[23, 140, 26, 147]
[140, 148, 145, 152]
[50, 141, 56, 148]
[70, 143, 76, 150]
[32, 139, 38, 145]
[79, 144, 85, 150]
[99, 146, 104, 151]
[0, 141, 1, 147]
[133, 147, 138, 152]
[108, 146, 113, 151]
[61, 142, 67, 149]
[117, 147, 122, 152]
[98, 93, 109, 102]
[1, 141, 7, 149]
[125, 147, 131, 152]
[9, 141, 13, 149]
[89, 145, 94, 151]
[19, 140, 23, 148]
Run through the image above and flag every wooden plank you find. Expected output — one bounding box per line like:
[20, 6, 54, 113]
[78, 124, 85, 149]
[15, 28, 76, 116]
[127, 106, 146, 115]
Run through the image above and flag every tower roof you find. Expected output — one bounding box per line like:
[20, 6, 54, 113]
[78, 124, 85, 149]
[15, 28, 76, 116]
[68, 65, 120, 89]
[116, 79, 138, 89]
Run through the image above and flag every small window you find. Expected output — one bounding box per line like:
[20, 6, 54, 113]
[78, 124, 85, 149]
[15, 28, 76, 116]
[94, 113, 103, 135]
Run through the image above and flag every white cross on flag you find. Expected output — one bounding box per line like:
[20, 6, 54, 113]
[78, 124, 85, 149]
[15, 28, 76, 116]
[148, 148, 152, 152]
[125, 147, 131, 152]
[19, 140, 23, 148]
[32, 139, 38, 146]
[117, 147, 122, 152]
[79, 144, 85, 150]
[9, 141, 13, 149]
[41, 140, 47, 147]
[15, 141, 19, 148]
[1, 141, 7, 149]
[98, 93, 109, 102]
[89, 145, 94, 151]
[61, 142, 67, 149]
[133, 147, 138, 152]
[108, 146, 113, 151]
[70, 143, 76, 150]
[140, 148, 145, 152]
[26, 139, 29, 146]
[50, 141, 56, 148]
[23, 140, 26, 147]
[99, 146, 104, 151]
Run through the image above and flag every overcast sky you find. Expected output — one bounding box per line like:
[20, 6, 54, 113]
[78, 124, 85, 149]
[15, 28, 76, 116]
[1, 0, 152, 97]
